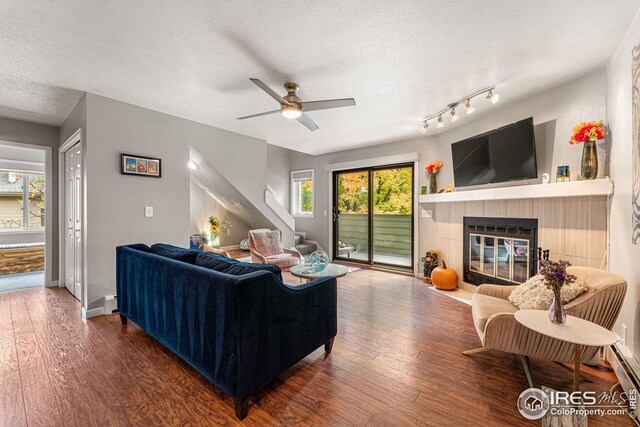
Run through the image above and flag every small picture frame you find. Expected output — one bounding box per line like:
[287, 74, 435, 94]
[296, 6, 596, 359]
[421, 185, 427, 195]
[121, 154, 161, 178]
[556, 165, 570, 182]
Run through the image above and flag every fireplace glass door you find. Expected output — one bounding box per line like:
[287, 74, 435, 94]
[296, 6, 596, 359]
[468, 234, 531, 284]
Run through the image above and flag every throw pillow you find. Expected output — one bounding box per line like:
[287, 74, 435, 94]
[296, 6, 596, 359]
[508, 274, 590, 310]
[149, 243, 200, 264]
[196, 252, 282, 281]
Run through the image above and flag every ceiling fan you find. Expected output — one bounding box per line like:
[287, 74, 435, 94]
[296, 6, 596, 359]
[237, 78, 356, 131]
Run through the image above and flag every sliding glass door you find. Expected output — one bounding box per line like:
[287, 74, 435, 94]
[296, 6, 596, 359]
[334, 169, 370, 262]
[333, 164, 413, 269]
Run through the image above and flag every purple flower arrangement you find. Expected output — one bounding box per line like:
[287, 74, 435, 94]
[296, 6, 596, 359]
[539, 259, 577, 296]
[539, 259, 576, 324]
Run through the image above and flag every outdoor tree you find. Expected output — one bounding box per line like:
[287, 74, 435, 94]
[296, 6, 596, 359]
[337, 168, 411, 214]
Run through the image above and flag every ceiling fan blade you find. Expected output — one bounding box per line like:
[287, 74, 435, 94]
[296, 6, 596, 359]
[237, 109, 280, 120]
[300, 98, 356, 112]
[296, 113, 319, 131]
[249, 78, 290, 105]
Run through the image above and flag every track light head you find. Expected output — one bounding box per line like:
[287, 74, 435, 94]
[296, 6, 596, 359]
[420, 120, 429, 133]
[464, 99, 475, 114]
[486, 90, 499, 104]
[437, 115, 444, 128]
[450, 108, 459, 122]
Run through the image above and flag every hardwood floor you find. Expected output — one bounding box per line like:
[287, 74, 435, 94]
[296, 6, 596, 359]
[0, 266, 634, 426]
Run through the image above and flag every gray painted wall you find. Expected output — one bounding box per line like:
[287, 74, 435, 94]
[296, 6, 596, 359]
[82, 93, 290, 310]
[0, 116, 60, 281]
[267, 144, 291, 209]
[291, 69, 608, 267]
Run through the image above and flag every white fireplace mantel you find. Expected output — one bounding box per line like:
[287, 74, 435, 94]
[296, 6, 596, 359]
[418, 177, 613, 204]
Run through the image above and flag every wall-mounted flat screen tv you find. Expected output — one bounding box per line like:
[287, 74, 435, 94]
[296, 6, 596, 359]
[451, 117, 537, 188]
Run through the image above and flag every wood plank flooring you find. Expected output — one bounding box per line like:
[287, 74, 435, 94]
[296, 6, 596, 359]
[0, 265, 634, 426]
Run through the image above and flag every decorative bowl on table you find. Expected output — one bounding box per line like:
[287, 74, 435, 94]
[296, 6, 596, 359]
[309, 251, 329, 271]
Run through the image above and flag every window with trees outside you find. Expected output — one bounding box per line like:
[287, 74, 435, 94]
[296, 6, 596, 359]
[0, 171, 45, 230]
[291, 169, 314, 217]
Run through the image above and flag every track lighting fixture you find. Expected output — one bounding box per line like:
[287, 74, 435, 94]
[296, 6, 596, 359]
[418, 85, 498, 132]
[486, 90, 499, 104]
[464, 99, 475, 114]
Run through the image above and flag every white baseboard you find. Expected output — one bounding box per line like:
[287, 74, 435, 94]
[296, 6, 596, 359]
[81, 306, 104, 319]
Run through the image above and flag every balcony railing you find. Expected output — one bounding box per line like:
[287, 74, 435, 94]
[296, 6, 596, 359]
[337, 214, 411, 266]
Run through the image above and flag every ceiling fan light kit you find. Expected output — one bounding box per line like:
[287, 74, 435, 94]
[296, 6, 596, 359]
[237, 78, 356, 131]
[420, 85, 498, 133]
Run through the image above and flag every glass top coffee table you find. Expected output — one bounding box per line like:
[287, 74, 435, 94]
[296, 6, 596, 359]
[290, 263, 349, 282]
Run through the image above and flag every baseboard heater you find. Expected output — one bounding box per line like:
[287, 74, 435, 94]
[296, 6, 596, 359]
[607, 342, 640, 410]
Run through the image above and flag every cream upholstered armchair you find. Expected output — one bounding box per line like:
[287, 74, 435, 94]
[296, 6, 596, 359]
[465, 266, 626, 384]
[248, 229, 302, 270]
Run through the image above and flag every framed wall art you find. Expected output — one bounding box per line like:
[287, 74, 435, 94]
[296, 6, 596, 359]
[121, 153, 161, 178]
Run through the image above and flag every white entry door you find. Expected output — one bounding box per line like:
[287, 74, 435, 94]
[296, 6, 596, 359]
[64, 143, 82, 300]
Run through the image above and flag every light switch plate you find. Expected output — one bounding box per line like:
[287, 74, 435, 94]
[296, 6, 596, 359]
[145, 206, 154, 218]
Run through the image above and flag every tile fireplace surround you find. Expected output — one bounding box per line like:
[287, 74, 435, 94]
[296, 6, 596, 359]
[432, 196, 607, 293]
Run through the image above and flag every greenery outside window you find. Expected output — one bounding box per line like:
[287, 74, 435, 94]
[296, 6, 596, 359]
[291, 169, 314, 217]
[0, 170, 45, 230]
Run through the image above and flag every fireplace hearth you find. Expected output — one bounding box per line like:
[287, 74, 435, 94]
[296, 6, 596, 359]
[463, 217, 538, 286]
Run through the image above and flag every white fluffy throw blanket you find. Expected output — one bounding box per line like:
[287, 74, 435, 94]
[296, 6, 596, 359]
[508, 275, 590, 310]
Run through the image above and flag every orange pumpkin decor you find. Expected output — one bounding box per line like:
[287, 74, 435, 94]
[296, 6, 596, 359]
[430, 261, 458, 291]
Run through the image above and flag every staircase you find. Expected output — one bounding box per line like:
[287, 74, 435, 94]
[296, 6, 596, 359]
[189, 147, 295, 246]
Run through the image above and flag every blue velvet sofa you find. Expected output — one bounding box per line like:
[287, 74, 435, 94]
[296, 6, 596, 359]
[116, 243, 337, 419]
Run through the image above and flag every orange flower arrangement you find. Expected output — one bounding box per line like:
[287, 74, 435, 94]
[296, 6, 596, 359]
[569, 120, 605, 144]
[426, 160, 443, 175]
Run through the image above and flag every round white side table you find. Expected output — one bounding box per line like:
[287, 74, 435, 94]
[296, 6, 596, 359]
[514, 310, 618, 391]
[290, 263, 349, 283]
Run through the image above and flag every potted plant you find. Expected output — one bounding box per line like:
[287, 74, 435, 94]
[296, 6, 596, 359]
[569, 120, 605, 180]
[426, 160, 443, 194]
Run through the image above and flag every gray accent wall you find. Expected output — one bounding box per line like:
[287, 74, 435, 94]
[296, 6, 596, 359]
[81, 93, 291, 310]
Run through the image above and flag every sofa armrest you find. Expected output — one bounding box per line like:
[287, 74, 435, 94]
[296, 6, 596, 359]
[476, 284, 517, 300]
[234, 272, 337, 399]
[283, 247, 303, 260]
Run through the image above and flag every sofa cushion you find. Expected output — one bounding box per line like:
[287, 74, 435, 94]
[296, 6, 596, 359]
[471, 293, 518, 334]
[196, 252, 282, 280]
[508, 274, 589, 310]
[150, 243, 200, 264]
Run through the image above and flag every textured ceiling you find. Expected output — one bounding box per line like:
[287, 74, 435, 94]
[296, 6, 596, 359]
[1, 0, 638, 154]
